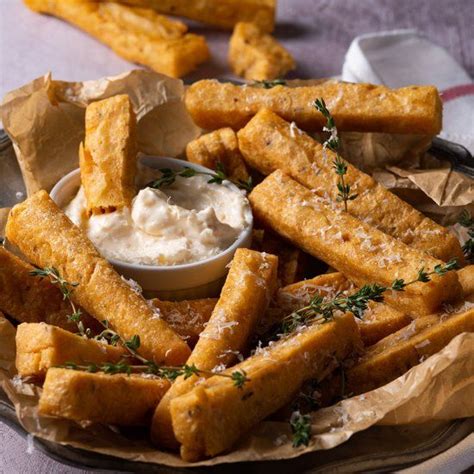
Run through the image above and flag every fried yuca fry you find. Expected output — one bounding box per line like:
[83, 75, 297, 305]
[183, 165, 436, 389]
[151, 298, 217, 346]
[238, 109, 463, 262]
[320, 304, 474, 402]
[151, 249, 278, 449]
[249, 171, 462, 316]
[186, 128, 250, 183]
[116, 0, 276, 32]
[185, 79, 442, 134]
[229, 22, 295, 81]
[98, 1, 188, 39]
[15, 323, 126, 379]
[39, 368, 170, 425]
[275, 273, 412, 346]
[0, 246, 100, 333]
[6, 191, 191, 365]
[458, 265, 474, 296]
[170, 313, 360, 461]
[80, 95, 137, 215]
[24, 0, 209, 78]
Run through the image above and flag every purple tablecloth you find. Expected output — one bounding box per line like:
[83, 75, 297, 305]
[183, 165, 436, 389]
[0, 0, 473, 472]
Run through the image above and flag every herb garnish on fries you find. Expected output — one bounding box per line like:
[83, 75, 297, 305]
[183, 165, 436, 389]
[290, 411, 312, 447]
[30, 267, 87, 335]
[458, 210, 474, 262]
[253, 78, 287, 89]
[148, 162, 253, 192]
[31, 267, 250, 389]
[313, 97, 358, 211]
[278, 259, 459, 336]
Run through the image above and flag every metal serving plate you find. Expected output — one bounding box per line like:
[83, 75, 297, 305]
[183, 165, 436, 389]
[0, 130, 473, 472]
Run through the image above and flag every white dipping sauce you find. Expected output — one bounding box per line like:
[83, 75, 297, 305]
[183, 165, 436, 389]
[64, 166, 252, 266]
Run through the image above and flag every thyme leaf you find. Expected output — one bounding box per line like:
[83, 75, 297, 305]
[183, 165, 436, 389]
[253, 79, 287, 89]
[231, 369, 249, 389]
[458, 210, 474, 263]
[290, 411, 311, 447]
[125, 334, 141, 352]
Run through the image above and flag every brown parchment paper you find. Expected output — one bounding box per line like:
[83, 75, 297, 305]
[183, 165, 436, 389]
[0, 314, 472, 467]
[338, 132, 433, 172]
[373, 154, 474, 226]
[0, 70, 200, 195]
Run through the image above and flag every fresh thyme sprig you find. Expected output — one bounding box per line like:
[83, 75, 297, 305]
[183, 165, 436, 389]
[29, 267, 89, 337]
[59, 361, 249, 388]
[290, 411, 312, 447]
[313, 98, 357, 211]
[253, 79, 287, 89]
[458, 209, 474, 263]
[279, 259, 459, 335]
[147, 162, 253, 193]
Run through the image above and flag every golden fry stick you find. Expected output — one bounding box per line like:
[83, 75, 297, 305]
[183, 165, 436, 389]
[98, 1, 188, 39]
[249, 171, 462, 316]
[39, 368, 170, 425]
[0, 247, 100, 333]
[170, 313, 360, 461]
[116, 0, 276, 32]
[186, 128, 250, 183]
[320, 304, 474, 402]
[185, 79, 442, 134]
[458, 265, 474, 296]
[6, 191, 191, 365]
[151, 298, 217, 346]
[238, 109, 463, 262]
[24, 0, 209, 78]
[151, 249, 278, 449]
[80, 95, 137, 215]
[229, 22, 295, 81]
[15, 323, 126, 379]
[275, 273, 412, 346]
[357, 304, 413, 346]
[272, 246, 301, 287]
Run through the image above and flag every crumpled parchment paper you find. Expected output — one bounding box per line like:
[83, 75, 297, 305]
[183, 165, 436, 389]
[0, 69, 200, 195]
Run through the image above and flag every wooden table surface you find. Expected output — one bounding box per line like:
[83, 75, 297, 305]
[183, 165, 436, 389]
[0, 0, 473, 472]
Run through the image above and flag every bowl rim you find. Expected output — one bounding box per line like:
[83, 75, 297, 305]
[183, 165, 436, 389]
[49, 155, 254, 273]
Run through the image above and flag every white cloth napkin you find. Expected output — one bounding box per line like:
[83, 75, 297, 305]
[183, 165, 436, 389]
[342, 29, 474, 153]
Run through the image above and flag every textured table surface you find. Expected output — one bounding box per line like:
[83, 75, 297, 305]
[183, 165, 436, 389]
[0, 0, 473, 472]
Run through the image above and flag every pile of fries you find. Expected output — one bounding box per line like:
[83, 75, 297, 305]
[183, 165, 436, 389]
[24, 0, 293, 80]
[1, 78, 473, 464]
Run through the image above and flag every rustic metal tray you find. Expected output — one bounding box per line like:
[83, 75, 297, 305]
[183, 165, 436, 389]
[0, 129, 473, 472]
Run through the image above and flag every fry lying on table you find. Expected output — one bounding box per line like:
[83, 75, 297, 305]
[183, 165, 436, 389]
[229, 22, 295, 81]
[24, 0, 209, 77]
[114, 0, 276, 32]
[3, 85, 473, 463]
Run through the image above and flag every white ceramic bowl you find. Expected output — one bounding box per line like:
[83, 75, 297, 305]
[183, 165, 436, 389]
[50, 156, 253, 300]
